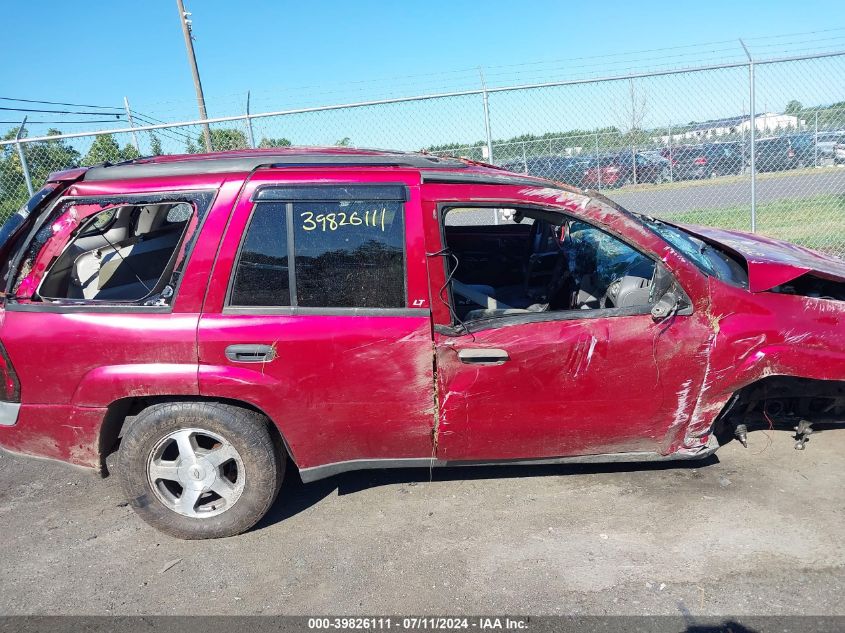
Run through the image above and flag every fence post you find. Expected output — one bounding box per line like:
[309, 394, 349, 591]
[740, 39, 757, 233]
[521, 141, 528, 173]
[123, 97, 140, 152]
[15, 118, 34, 197]
[245, 91, 256, 149]
[814, 110, 819, 167]
[667, 122, 673, 182]
[478, 68, 497, 224]
[595, 132, 601, 190]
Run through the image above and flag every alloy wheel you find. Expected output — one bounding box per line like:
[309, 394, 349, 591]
[147, 427, 246, 518]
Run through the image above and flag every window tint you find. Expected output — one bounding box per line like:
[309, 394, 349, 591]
[292, 200, 405, 308]
[230, 195, 407, 310]
[230, 203, 290, 306]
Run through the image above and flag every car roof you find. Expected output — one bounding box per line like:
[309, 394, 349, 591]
[53, 146, 574, 191]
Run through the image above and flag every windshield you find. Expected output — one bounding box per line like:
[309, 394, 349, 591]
[641, 217, 717, 274]
[637, 215, 748, 287]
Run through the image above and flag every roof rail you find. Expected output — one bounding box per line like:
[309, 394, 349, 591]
[83, 152, 467, 181]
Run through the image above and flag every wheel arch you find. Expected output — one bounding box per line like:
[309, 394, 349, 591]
[710, 374, 845, 443]
[98, 395, 295, 475]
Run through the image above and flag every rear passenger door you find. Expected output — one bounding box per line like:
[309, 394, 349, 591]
[197, 171, 436, 476]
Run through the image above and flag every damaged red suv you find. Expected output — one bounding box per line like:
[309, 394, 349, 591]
[1, 148, 843, 539]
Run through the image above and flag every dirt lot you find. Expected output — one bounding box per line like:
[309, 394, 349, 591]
[1, 428, 844, 616]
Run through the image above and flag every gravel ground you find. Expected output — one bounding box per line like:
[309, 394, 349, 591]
[0, 428, 843, 616]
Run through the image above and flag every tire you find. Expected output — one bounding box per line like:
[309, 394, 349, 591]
[118, 401, 284, 539]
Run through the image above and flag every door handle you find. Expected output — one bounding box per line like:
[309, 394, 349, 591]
[225, 344, 277, 363]
[457, 348, 510, 365]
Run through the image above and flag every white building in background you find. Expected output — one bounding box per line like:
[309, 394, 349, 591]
[657, 112, 804, 143]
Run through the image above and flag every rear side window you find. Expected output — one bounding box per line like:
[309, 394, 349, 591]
[10, 191, 213, 306]
[230, 203, 290, 306]
[229, 185, 407, 309]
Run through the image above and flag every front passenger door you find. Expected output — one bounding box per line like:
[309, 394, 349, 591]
[432, 212, 712, 462]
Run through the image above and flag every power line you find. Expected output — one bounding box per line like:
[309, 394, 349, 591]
[0, 105, 124, 116]
[0, 96, 124, 110]
[129, 110, 196, 144]
[744, 26, 845, 41]
[0, 119, 129, 125]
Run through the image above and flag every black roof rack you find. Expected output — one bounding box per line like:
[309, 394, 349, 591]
[83, 152, 467, 181]
[420, 170, 567, 189]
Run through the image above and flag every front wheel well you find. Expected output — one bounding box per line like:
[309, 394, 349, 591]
[98, 395, 291, 476]
[712, 375, 845, 443]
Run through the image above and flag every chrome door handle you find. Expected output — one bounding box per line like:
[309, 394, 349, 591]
[225, 344, 277, 363]
[457, 348, 510, 365]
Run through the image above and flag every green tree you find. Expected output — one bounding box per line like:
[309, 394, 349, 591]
[149, 132, 163, 156]
[258, 136, 292, 148]
[0, 128, 81, 220]
[82, 134, 138, 165]
[190, 128, 249, 152]
[785, 100, 803, 115]
[335, 137, 351, 147]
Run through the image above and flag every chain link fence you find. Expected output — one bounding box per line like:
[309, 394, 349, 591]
[2, 50, 844, 255]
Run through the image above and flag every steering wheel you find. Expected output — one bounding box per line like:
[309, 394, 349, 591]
[599, 265, 658, 309]
[599, 278, 620, 309]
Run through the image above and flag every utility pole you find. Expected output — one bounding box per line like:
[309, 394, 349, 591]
[15, 117, 33, 197]
[245, 91, 256, 149]
[176, 0, 212, 152]
[123, 96, 140, 153]
[740, 39, 756, 233]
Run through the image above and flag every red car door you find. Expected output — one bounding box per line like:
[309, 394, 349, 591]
[197, 169, 437, 477]
[422, 187, 713, 462]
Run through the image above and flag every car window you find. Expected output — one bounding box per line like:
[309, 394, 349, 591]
[11, 193, 211, 306]
[229, 187, 407, 309]
[568, 221, 653, 291]
[293, 199, 405, 308]
[230, 202, 290, 306]
[79, 207, 117, 236]
[442, 207, 655, 325]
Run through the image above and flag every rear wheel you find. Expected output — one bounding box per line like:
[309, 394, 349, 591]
[118, 402, 284, 539]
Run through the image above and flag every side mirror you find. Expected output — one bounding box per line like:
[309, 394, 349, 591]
[651, 291, 679, 321]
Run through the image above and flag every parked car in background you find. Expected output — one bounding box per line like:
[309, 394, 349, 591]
[815, 131, 845, 160]
[749, 136, 813, 173]
[662, 142, 743, 180]
[786, 132, 816, 166]
[617, 151, 671, 185]
[501, 155, 591, 188]
[835, 142, 845, 164]
[581, 154, 623, 188]
[580, 152, 670, 188]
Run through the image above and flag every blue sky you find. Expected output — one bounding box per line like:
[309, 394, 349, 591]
[2, 1, 844, 151]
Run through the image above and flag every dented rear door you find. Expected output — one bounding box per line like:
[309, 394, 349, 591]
[197, 170, 437, 472]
